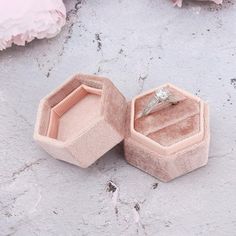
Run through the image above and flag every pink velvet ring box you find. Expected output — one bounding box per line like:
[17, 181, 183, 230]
[34, 75, 210, 182]
[124, 83, 210, 182]
[34, 74, 127, 168]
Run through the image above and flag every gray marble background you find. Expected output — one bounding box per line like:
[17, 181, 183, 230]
[0, 0, 236, 235]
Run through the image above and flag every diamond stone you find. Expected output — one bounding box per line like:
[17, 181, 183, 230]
[155, 89, 169, 101]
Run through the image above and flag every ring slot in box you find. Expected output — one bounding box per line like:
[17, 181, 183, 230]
[34, 74, 127, 168]
[124, 83, 210, 182]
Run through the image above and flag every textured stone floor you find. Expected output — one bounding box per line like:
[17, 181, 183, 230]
[0, 0, 236, 235]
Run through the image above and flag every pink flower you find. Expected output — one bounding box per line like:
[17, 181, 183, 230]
[172, 0, 223, 7]
[0, 0, 66, 50]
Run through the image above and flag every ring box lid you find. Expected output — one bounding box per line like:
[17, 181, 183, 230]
[34, 74, 127, 167]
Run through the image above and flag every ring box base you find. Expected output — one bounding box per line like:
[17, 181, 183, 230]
[124, 84, 210, 182]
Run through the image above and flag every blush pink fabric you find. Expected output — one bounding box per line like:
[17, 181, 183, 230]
[0, 0, 66, 50]
[124, 84, 210, 182]
[34, 74, 127, 168]
[173, 0, 223, 7]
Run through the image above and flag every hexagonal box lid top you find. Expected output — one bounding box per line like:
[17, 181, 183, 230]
[130, 84, 206, 156]
[34, 74, 127, 168]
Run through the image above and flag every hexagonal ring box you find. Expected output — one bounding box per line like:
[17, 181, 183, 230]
[34, 74, 127, 168]
[34, 75, 210, 181]
[124, 84, 210, 182]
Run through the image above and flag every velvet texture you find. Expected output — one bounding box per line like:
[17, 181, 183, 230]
[34, 74, 127, 168]
[124, 84, 210, 182]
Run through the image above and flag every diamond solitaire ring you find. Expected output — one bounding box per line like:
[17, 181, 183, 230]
[142, 88, 177, 117]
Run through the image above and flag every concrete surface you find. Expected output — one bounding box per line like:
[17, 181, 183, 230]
[0, 0, 236, 235]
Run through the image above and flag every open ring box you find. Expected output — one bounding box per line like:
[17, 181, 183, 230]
[34, 74, 210, 181]
[124, 84, 210, 182]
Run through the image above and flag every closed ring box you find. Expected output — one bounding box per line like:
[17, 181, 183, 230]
[34, 75, 210, 181]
